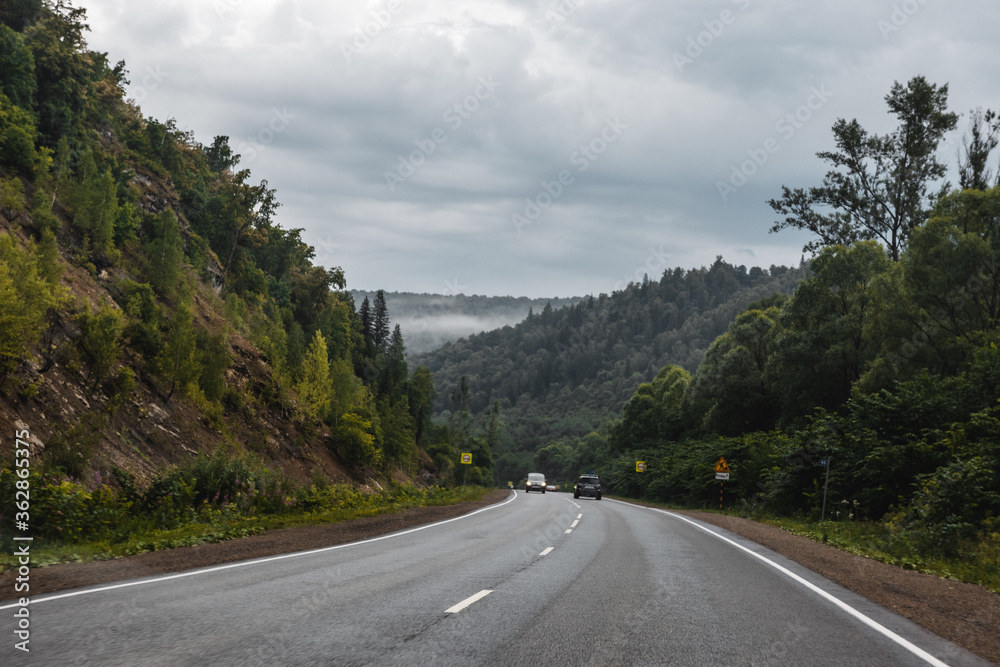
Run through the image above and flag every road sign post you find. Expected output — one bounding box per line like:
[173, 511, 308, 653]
[714, 458, 730, 510]
[461, 453, 472, 486]
[819, 457, 831, 522]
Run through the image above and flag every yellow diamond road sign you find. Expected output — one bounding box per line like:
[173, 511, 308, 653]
[714, 457, 730, 473]
[461, 453, 472, 464]
[636, 461, 646, 472]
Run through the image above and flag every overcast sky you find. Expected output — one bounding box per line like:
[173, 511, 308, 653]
[82, 0, 1000, 298]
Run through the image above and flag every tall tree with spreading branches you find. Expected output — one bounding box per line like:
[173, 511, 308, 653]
[769, 76, 958, 261]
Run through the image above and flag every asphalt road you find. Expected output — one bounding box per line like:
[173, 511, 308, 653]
[2, 491, 992, 666]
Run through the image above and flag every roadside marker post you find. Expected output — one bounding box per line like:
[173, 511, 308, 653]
[819, 457, 831, 522]
[714, 458, 730, 509]
[461, 453, 472, 486]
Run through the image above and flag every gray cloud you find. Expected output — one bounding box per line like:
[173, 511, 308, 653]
[83, 0, 1000, 298]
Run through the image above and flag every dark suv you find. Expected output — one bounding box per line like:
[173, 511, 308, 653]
[574, 475, 601, 500]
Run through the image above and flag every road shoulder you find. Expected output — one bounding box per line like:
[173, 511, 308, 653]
[672, 508, 999, 665]
[0, 489, 511, 601]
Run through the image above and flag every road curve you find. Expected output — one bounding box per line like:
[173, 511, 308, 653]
[1, 491, 991, 666]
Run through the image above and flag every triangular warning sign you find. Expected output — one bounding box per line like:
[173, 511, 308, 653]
[714, 457, 730, 473]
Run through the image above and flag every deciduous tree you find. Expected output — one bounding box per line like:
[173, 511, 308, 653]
[958, 108, 999, 191]
[770, 76, 958, 261]
[159, 297, 200, 401]
[0, 232, 55, 383]
[76, 300, 123, 391]
[767, 242, 890, 423]
[296, 329, 331, 421]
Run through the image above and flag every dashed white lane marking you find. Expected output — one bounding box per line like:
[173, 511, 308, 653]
[570, 519, 580, 528]
[0, 492, 520, 611]
[445, 589, 493, 613]
[620, 501, 951, 667]
[564, 529, 573, 534]
[577, 513, 582, 519]
[539, 547, 554, 556]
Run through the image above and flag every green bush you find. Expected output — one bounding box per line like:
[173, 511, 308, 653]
[887, 456, 1000, 557]
[0, 175, 25, 212]
[0, 469, 129, 543]
[0, 452, 490, 567]
[105, 366, 136, 412]
[43, 413, 105, 478]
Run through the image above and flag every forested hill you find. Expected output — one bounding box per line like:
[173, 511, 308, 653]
[0, 2, 459, 489]
[350, 291, 582, 355]
[412, 259, 805, 453]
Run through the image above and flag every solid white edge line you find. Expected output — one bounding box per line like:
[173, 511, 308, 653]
[445, 589, 492, 613]
[612, 500, 950, 667]
[539, 547, 554, 556]
[0, 491, 520, 611]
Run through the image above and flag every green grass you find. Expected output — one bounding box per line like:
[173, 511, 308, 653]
[0, 485, 489, 570]
[757, 516, 1000, 594]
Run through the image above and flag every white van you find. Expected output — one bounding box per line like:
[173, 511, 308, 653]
[525, 472, 546, 493]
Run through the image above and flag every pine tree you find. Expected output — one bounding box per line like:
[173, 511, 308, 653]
[408, 366, 435, 445]
[448, 375, 473, 454]
[37, 225, 61, 285]
[359, 296, 373, 354]
[372, 289, 390, 352]
[23, 1, 90, 145]
[68, 146, 96, 229]
[65, 150, 121, 256]
[541, 302, 553, 324]
[0, 25, 37, 110]
[381, 323, 408, 398]
[146, 208, 184, 298]
[89, 167, 117, 253]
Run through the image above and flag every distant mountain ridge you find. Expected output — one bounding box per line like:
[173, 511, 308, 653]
[350, 291, 583, 355]
[410, 259, 807, 464]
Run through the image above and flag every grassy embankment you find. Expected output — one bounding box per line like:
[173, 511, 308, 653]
[0, 453, 489, 570]
[758, 515, 1000, 594]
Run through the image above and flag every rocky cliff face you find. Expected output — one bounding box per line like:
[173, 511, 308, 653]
[0, 178, 349, 487]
